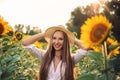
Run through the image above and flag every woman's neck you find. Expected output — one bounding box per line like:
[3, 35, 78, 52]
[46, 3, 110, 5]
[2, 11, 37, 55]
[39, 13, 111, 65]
[55, 51, 61, 57]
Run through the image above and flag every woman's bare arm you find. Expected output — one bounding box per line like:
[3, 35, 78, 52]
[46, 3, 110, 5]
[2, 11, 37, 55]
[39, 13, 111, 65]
[22, 33, 45, 46]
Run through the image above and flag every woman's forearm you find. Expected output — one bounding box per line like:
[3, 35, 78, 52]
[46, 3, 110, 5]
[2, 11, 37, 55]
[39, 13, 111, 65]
[22, 33, 45, 46]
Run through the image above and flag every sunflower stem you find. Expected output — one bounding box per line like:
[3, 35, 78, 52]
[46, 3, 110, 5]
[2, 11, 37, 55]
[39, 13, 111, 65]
[102, 41, 108, 80]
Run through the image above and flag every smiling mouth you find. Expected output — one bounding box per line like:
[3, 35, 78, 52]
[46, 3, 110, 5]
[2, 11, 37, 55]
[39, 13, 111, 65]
[54, 44, 61, 48]
[55, 46, 60, 48]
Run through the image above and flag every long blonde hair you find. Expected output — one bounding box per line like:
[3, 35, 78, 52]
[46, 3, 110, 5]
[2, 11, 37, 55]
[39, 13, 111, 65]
[39, 30, 74, 80]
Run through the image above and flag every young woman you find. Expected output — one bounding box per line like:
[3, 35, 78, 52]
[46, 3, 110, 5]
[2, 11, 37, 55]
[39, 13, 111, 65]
[22, 25, 88, 80]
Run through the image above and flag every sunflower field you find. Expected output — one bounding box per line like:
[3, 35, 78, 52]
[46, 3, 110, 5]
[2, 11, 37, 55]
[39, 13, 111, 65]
[76, 15, 120, 80]
[0, 16, 47, 80]
[0, 14, 120, 80]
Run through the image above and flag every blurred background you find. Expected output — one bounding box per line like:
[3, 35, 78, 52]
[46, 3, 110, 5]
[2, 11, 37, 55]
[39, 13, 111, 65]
[0, 0, 120, 80]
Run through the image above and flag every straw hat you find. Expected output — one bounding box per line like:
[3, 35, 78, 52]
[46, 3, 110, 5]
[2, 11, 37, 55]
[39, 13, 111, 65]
[44, 26, 75, 47]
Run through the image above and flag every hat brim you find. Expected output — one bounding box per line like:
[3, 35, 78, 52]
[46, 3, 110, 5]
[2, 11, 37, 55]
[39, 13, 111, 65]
[44, 26, 75, 47]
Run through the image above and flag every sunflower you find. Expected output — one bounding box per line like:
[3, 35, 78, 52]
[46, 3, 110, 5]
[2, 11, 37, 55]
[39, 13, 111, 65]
[107, 37, 118, 45]
[7, 26, 14, 36]
[106, 37, 120, 58]
[91, 45, 102, 52]
[15, 31, 23, 40]
[91, 38, 120, 58]
[12, 36, 18, 42]
[0, 16, 11, 35]
[107, 47, 120, 59]
[80, 15, 112, 48]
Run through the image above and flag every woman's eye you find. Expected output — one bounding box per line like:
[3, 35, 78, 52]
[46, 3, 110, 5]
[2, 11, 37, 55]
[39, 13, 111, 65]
[52, 37, 56, 39]
[59, 38, 63, 40]
[52, 37, 64, 40]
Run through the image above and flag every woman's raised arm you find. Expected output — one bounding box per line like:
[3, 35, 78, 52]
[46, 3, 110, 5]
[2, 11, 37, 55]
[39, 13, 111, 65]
[22, 33, 45, 46]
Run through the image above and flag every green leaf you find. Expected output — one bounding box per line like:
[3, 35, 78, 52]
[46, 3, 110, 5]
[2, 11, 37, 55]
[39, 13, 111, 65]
[7, 65, 18, 72]
[15, 77, 26, 80]
[88, 51, 103, 66]
[9, 55, 20, 64]
[77, 74, 97, 80]
[26, 75, 33, 80]
[0, 65, 2, 79]
[1, 72, 13, 80]
[1, 55, 20, 65]
[1, 57, 13, 65]
[2, 65, 18, 73]
[99, 73, 115, 80]
[24, 62, 32, 68]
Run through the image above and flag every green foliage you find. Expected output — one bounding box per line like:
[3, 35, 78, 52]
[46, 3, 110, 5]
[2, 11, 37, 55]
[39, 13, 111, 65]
[66, 7, 89, 38]
[0, 35, 39, 80]
[76, 50, 120, 80]
[88, 51, 103, 67]
[77, 74, 97, 80]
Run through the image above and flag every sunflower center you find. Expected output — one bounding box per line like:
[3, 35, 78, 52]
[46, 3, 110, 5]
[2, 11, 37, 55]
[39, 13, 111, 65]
[0, 23, 4, 34]
[90, 24, 107, 42]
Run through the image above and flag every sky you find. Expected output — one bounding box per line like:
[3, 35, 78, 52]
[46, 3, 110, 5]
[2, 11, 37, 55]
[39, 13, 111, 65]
[0, 0, 99, 31]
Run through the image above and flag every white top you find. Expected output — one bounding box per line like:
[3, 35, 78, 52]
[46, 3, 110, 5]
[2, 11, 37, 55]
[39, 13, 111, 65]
[24, 44, 88, 80]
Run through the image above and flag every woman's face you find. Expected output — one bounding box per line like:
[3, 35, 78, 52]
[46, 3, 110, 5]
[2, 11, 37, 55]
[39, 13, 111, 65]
[52, 31, 64, 51]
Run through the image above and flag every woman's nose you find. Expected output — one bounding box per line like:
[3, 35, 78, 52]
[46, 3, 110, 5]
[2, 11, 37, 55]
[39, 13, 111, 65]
[55, 39, 59, 43]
